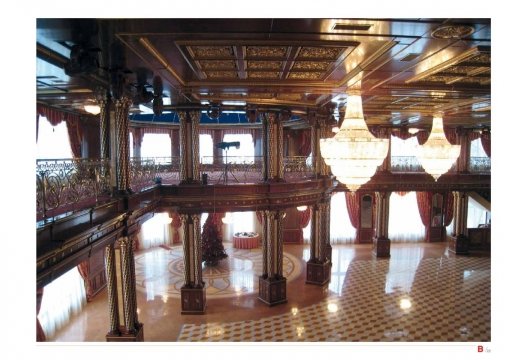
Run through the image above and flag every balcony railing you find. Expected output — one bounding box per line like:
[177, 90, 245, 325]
[469, 156, 491, 173]
[390, 156, 425, 173]
[36, 158, 111, 222]
[200, 156, 264, 183]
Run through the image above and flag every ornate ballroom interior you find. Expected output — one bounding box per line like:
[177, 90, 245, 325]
[27, 9, 499, 356]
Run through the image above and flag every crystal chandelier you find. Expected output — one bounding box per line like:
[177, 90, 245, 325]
[319, 91, 389, 191]
[417, 113, 460, 181]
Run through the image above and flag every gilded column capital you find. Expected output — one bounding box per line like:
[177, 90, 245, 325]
[189, 110, 201, 123]
[177, 111, 188, 123]
[263, 112, 279, 124]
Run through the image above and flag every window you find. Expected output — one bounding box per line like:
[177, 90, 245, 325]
[141, 134, 171, 161]
[222, 134, 254, 163]
[389, 192, 425, 242]
[391, 135, 419, 157]
[470, 138, 488, 158]
[36, 116, 73, 159]
[200, 134, 213, 164]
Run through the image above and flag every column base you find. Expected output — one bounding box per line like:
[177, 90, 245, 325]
[448, 234, 470, 255]
[372, 236, 391, 258]
[326, 244, 332, 265]
[306, 260, 331, 285]
[258, 276, 287, 306]
[181, 285, 206, 314]
[106, 323, 144, 342]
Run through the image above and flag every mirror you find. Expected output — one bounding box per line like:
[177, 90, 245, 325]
[431, 193, 443, 227]
[360, 194, 373, 228]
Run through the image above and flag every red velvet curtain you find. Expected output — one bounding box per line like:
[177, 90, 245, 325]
[66, 113, 83, 158]
[345, 192, 360, 229]
[37, 104, 83, 158]
[256, 211, 264, 225]
[444, 128, 459, 145]
[299, 207, 311, 228]
[77, 261, 92, 302]
[444, 192, 454, 227]
[416, 191, 432, 226]
[299, 129, 312, 156]
[171, 212, 182, 243]
[416, 130, 430, 145]
[481, 133, 491, 158]
[391, 128, 413, 140]
[36, 287, 46, 342]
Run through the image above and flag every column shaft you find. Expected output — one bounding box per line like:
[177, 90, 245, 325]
[104, 244, 120, 334]
[114, 96, 132, 192]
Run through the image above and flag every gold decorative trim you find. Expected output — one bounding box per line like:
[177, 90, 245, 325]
[246, 46, 288, 58]
[288, 72, 322, 80]
[297, 46, 344, 60]
[292, 61, 330, 71]
[138, 37, 185, 85]
[190, 46, 234, 58]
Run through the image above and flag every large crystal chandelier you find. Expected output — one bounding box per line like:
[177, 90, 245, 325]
[319, 91, 389, 192]
[417, 113, 460, 181]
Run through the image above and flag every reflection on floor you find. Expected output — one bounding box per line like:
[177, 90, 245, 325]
[51, 243, 490, 342]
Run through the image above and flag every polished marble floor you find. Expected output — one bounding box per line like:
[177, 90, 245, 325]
[51, 242, 490, 342]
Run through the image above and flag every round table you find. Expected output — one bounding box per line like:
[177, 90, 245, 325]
[233, 233, 260, 249]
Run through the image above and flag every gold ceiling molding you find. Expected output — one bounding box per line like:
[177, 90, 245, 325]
[198, 60, 237, 70]
[405, 47, 489, 84]
[247, 71, 280, 79]
[297, 46, 344, 60]
[138, 37, 185, 85]
[205, 71, 238, 79]
[246, 46, 288, 58]
[288, 72, 322, 80]
[292, 61, 330, 71]
[190, 46, 234, 58]
[247, 61, 283, 70]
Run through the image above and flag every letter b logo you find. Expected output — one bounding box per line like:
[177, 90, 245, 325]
[478, 345, 484, 352]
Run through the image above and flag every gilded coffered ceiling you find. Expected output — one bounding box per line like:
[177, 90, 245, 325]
[36, 18, 491, 129]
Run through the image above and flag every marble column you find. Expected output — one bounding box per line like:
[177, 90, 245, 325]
[212, 129, 224, 165]
[178, 111, 201, 184]
[114, 96, 132, 194]
[105, 237, 144, 341]
[306, 199, 331, 285]
[180, 213, 206, 314]
[96, 89, 110, 162]
[448, 191, 470, 254]
[262, 112, 284, 182]
[373, 191, 391, 257]
[258, 210, 287, 306]
[131, 128, 143, 158]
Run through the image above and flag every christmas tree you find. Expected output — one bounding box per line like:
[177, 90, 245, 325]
[201, 213, 228, 266]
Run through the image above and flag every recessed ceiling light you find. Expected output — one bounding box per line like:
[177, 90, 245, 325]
[332, 23, 372, 31]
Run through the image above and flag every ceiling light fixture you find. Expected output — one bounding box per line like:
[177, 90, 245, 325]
[320, 91, 389, 192]
[416, 113, 460, 181]
[296, 205, 308, 211]
[84, 104, 101, 115]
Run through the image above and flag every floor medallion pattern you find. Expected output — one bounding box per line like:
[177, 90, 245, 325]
[135, 245, 301, 299]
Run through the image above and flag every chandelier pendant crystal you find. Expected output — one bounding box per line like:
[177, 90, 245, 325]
[319, 91, 389, 192]
[416, 113, 460, 181]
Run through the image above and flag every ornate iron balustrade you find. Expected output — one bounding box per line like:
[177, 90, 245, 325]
[283, 156, 314, 180]
[129, 158, 157, 192]
[391, 156, 458, 174]
[130, 157, 181, 185]
[469, 156, 491, 173]
[200, 156, 263, 183]
[391, 156, 425, 173]
[36, 158, 111, 221]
